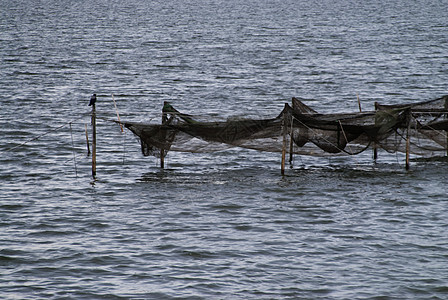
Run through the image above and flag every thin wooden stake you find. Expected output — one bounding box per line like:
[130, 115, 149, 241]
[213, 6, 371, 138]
[357, 93, 362, 112]
[112, 94, 123, 133]
[289, 116, 294, 164]
[281, 117, 287, 175]
[445, 97, 448, 156]
[405, 112, 411, 170]
[373, 102, 378, 161]
[85, 123, 91, 156]
[160, 107, 167, 169]
[91, 103, 97, 179]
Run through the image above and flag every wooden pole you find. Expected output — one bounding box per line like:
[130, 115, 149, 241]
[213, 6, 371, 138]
[281, 117, 287, 175]
[445, 97, 448, 156]
[160, 107, 167, 169]
[287, 99, 294, 167]
[357, 93, 362, 112]
[112, 94, 123, 133]
[289, 116, 294, 164]
[405, 111, 411, 170]
[85, 123, 91, 156]
[91, 103, 97, 179]
[373, 102, 378, 161]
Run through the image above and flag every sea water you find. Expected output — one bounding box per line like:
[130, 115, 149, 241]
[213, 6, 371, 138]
[1, 0, 448, 298]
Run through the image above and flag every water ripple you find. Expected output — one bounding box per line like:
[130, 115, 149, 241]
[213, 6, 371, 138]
[1, 0, 448, 299]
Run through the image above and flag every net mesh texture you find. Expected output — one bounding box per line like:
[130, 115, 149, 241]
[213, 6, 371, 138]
[120, 95, 448, 160]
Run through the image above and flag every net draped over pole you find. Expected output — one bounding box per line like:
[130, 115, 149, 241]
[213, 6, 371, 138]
[118, 96, 448, 168]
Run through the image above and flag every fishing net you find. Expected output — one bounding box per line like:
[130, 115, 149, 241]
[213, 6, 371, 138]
[375, 96, 448, 156]
[120, 95, 448, 160]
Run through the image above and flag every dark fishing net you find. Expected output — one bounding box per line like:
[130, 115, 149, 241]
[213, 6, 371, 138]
[121, 96, 448, 160]
[375, 95, 448, 156]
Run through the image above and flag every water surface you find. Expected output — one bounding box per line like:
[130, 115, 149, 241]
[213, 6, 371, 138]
[1, 0, 448, 299]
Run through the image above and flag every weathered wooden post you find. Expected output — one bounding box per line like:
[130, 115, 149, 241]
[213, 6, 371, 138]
[289, 118, 294, 165]
[281, 116, 287, 175]
[289, 100, 294, 165]
[405, 110, 411, 170]
[89, 94, 97, 179]
[445, 96, 448, 156]
[160, 103, 168, 168]
[373, 102, 378, 161]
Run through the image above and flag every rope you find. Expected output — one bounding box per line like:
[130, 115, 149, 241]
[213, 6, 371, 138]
[338, 120, 352, 155]
[419, 123, 448, 139]
[338, 120, 372, 156]
[111, 94, 124, 133]
[291, 115, 372, 156]
[391, 115, 446, 152]
[3, 114, 87, 153]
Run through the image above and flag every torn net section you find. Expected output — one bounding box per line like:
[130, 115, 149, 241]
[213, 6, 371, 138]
[121, 96, 448, 159]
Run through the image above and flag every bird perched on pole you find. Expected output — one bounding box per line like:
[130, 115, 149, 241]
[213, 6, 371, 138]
[89, 94, 97, 106]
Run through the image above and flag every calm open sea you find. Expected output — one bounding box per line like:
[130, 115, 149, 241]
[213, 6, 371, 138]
[1, 0, 448, 299]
